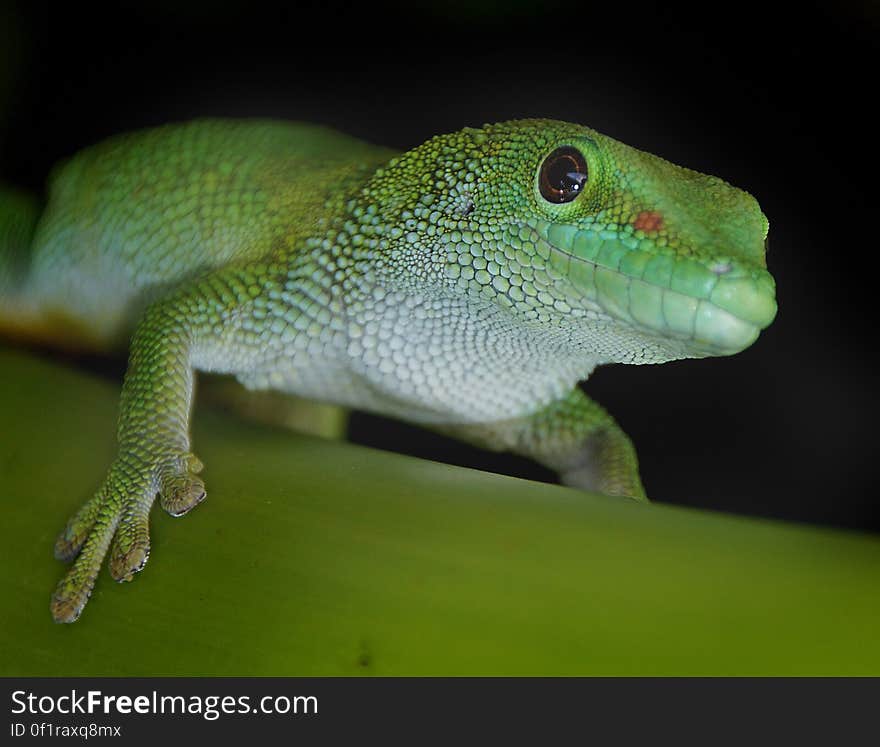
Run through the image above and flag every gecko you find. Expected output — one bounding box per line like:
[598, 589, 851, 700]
[0, 119, 776, 622]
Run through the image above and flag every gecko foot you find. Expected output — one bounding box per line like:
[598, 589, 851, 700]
[558, 426, 648, 502]
[51, 452, 206, 623]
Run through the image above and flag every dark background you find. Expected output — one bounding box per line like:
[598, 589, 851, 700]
[0, 0, 876, 530]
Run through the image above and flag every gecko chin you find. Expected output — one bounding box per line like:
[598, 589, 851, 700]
[533, 223, 777, 359]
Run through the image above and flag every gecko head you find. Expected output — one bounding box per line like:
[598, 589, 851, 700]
[362, 118, 776, 364]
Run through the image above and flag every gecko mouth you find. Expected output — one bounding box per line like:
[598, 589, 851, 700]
[533, 221, 777, 356]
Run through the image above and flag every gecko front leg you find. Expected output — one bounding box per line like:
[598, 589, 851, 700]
[49, 253, 347, 623]
[440, 388, 647, 502]
[50, 299, 210, 623]
[48, 255, 282, 623]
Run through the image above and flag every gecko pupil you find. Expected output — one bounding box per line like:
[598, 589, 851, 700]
[539, 147, 588, 204]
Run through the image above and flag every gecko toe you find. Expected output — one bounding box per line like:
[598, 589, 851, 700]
[109, 539, 151, 581]
[159, 459, 206, 517]
[50, 588, 88, 624]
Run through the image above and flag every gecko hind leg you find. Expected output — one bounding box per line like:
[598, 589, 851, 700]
[199, 376, 349, 440]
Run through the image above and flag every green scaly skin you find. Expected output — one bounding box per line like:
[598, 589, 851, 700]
[0, 119, 776, 622]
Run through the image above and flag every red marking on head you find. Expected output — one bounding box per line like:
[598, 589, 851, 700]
[633, 210, 664, 232]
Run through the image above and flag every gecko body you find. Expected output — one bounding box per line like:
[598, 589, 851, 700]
[0, 119, 776, 622]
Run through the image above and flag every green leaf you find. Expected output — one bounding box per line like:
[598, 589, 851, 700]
[1, 347, 879, 675]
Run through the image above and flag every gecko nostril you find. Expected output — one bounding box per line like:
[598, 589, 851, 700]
[764, 234, 770, 254]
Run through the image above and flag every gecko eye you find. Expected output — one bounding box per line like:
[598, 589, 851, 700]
[539, 146, 589, 204]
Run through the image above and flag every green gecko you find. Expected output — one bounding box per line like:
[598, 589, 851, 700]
[0, 119, 776, 623]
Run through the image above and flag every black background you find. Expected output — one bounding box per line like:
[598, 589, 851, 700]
[0, 0, 876, 530]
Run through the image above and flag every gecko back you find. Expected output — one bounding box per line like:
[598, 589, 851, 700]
[0, 119, 394, 350]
